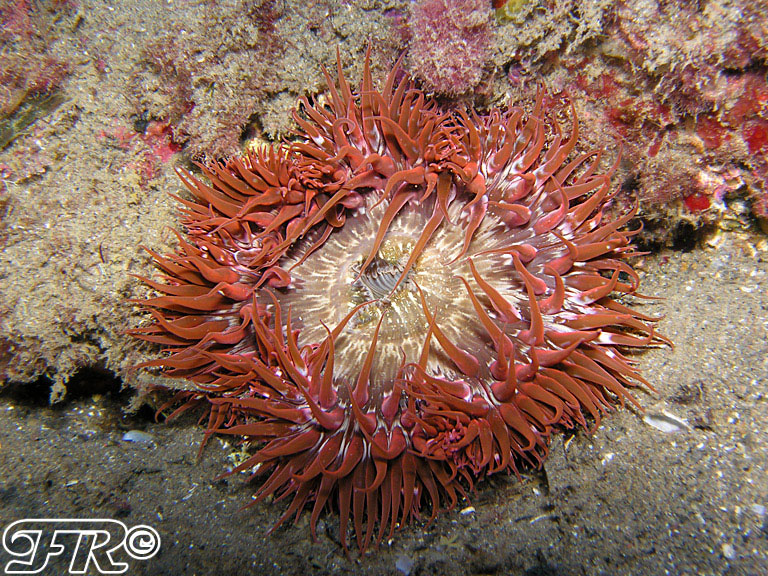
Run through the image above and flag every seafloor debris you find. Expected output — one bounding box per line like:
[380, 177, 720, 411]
[643, 410, 692, 433]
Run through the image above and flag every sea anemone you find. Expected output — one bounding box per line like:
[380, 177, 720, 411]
[132, 51, 669, 552]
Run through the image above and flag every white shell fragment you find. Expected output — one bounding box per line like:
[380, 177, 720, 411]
[122, 430, 155, 444]
[643, 411, 692, 433]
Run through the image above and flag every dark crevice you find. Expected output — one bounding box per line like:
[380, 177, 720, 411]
[671, 220, 705, 251]
[632, 217, 715, 253]
[0, 376, 53, 408]
[1, 367, 124, 407]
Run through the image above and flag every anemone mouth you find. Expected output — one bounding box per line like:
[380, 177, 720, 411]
[276, 191, 529, 392]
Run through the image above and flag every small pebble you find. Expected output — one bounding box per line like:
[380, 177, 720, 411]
[722, 543, 736, 560]
[395, 554, 414, 576]
[751, 503, 766, 517]
[122, 430, 155, 444]
[460, 506, 475, 515]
